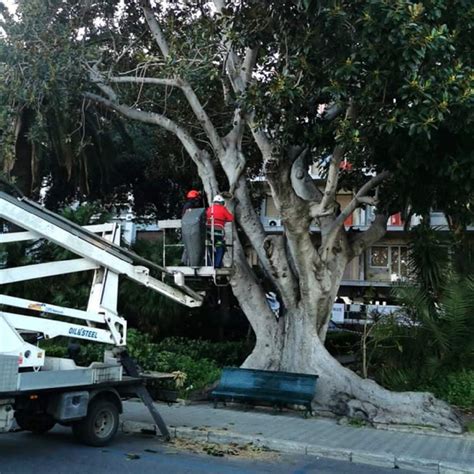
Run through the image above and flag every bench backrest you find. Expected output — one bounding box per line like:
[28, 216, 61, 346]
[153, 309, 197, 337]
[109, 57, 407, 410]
[216, 367, 318, 401]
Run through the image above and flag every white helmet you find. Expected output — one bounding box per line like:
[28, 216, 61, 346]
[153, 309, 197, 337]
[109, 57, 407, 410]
[213, 194, 225, 204]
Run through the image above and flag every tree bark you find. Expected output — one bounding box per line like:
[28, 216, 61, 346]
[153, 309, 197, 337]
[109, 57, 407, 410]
[239, 296, 463, 434]
[81, 3, 464, 434]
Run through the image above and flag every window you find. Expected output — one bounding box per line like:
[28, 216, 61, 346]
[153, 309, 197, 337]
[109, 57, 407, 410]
[370, 245, 409, 278]
[370, 246, 388, 267]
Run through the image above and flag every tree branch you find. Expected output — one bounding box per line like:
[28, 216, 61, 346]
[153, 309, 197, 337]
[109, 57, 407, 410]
[241, 47, 258, 87]
[321, 171, 390, 258]
[84, 92, 219, 199]
[108, 74, 226, 157]
[87, 63, 118, 101]
[290, 150, 323, 202]
[264, 147, 321, 290]
[233, 176, 299, 307]
[328, 170, 391, 235]
[316, 145, 344, 215]
[224, 47, 259, 149]
[214, 0, 276, 169]
[142, 1, 170, 59]
[351, 213, 389, 257]
[109, 76, 178, 87]
[316, 102, 357, 216]
[139, 4, 225, 159]
[230, 230, 280, 334]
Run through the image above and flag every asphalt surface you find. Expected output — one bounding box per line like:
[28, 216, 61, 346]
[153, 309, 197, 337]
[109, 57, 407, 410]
[0, 426, 417, 474]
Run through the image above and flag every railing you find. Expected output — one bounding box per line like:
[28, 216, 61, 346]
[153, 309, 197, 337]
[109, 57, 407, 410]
[157, 218, 233, 273]
[260, 209, 470, 231]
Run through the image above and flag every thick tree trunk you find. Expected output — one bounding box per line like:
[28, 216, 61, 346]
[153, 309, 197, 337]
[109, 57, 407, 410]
[84, 8, 463, 434]
[238, 293, 463, 434]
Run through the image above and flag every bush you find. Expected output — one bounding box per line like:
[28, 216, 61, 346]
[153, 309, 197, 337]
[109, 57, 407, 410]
[428, 370, 474, 409]
[40, 331, 224, 397]
[125, 330, 222, 395]
[40, 339, 111, 366]
[325, 331, 360, 356]
[40, 343, 68, 358]
[155, 336, 252, 366]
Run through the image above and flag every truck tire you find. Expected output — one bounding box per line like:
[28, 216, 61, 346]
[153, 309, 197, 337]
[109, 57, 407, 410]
[72, 398, 119, 447]
[15, 411, 56, 434]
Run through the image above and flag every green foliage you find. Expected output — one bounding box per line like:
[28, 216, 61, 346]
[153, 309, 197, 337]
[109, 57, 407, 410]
[408, 224, 451, 296]
[428, 371, 474, 409]
[0, 0, 88, 194]
[368, 227, 474, 401]
[0, 2, 200, 211]
[39, 343, 68, 359]
[155, 336, 252, 367]
[113, 330, 223, 395]
[125, 330, 248, 385]
[228, 0, 473, 218]
[2, 0, 472, 222]
[325, 331, 360, 356]
[39, 329, 250, 396]
[370, 273, 474, 388]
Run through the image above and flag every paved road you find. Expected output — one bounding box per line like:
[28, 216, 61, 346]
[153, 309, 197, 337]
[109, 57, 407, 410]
[0, 427, 417, 474]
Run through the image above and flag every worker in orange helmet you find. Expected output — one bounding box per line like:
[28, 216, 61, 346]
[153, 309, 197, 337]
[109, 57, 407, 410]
[181, 189, 204, 265]
[182, 189, 202, 216]
[206, 195, 234, 268]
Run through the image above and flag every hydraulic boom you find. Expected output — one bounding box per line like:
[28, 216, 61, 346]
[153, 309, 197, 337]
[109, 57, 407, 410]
[0, 190, 203, 369]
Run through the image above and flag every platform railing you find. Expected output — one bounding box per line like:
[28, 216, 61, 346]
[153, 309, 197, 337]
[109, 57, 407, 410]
[158, 218, 233, 274]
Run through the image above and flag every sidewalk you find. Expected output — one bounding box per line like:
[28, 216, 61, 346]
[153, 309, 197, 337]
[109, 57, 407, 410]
[122, 401, 474, 473]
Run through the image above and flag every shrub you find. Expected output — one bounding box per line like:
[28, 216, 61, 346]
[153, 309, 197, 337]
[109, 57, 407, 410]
[155, 336, 252, 366]
[325, 331, 360, 356]
[40, 330, 223, 396]
[366, 228, 474, 389]
[428, 370, 474, 409]
[40, 343, 68, 358]
[124, 330, 222, 395]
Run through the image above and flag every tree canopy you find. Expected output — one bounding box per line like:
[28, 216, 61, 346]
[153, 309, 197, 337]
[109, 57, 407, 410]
[0, 0, 472, 432]
[1, 0, 472, 219]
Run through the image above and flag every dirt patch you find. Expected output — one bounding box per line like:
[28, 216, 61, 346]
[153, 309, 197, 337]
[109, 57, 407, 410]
[170, 437, 279, 460]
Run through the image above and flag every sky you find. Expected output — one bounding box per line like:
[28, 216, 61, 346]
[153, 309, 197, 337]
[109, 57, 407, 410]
[2, 0, 16, 13]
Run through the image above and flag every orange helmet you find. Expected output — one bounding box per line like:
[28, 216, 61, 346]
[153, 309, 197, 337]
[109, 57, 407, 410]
[186, 189, 200, 199]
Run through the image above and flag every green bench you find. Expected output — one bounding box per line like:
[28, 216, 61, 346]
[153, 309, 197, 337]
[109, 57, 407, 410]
[211, 367, 318, 417]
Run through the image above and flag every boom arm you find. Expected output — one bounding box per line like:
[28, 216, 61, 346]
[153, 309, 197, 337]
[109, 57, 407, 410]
[0, 192, 202, 306]
[0, 191, 203, 368]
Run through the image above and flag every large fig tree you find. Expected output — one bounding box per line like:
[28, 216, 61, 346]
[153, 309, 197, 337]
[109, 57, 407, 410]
[2, 0, 472, 432]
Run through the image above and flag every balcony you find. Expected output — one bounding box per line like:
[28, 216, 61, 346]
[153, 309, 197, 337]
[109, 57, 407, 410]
[259, 205, 465, 233]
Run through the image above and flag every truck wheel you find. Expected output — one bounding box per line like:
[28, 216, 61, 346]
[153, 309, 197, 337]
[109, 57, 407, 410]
[15, 411, 56, 434]
[72, 398, 119, 447]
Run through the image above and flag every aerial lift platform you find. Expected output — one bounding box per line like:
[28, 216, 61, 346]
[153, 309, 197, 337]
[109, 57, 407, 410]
[157, 218, 233, 285]
[0, 188, 204, 446]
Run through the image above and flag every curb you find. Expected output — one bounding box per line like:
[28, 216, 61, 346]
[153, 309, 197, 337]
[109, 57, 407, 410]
[121, 420, 474, 473]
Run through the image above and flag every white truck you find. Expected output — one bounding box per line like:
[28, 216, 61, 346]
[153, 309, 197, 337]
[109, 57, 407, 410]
[0, 188, 203, 446]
